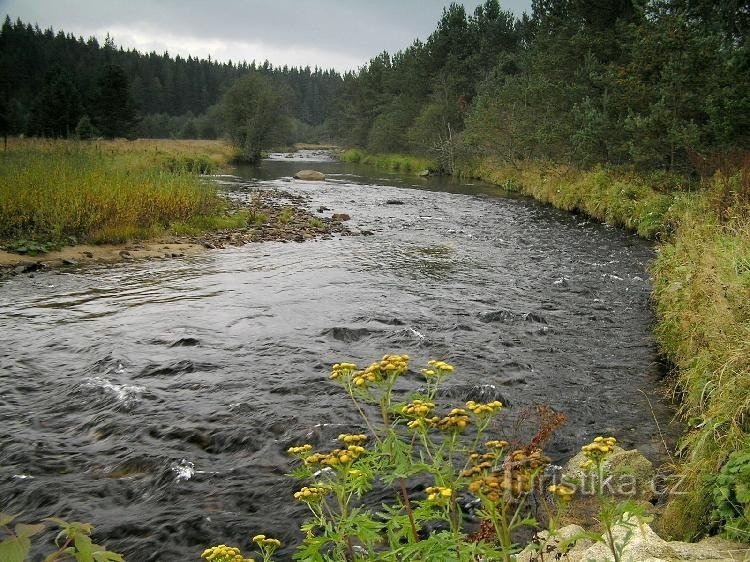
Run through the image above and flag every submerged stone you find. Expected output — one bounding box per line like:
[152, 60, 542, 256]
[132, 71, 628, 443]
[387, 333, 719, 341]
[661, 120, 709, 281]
[293, 169, 326, 181]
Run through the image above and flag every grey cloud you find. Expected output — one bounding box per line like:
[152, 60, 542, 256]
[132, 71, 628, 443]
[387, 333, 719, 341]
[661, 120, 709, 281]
[1, 0, 532, 69]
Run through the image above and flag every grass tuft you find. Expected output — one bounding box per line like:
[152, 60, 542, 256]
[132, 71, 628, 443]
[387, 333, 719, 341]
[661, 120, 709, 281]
[0, 138, 237, 247]
[340, 148, 435, 174]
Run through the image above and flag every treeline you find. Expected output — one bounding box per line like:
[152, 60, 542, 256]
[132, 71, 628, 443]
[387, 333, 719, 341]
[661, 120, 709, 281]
[334, 0, 750, 173]
[0, 16, 342, 140]
[2, 1, 748, 171]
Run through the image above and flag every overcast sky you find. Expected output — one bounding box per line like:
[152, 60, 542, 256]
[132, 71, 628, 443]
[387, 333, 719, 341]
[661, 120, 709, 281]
[1, 0, 531, 70]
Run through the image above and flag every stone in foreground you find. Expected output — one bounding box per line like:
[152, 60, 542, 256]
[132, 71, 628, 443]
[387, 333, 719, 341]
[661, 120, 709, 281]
[515, 517, 750, 561]
[293, 169, 326, 181]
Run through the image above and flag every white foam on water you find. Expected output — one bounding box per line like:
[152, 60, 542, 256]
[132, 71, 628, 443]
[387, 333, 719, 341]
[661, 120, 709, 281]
[170, 459, 195, 482]
[80, 377, 145, 407]
[408, 327, 425, 340]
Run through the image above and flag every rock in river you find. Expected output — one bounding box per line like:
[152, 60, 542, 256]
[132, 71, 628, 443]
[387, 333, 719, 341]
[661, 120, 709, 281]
[293, 169, 326, 181]
[332, 213, 351, 222]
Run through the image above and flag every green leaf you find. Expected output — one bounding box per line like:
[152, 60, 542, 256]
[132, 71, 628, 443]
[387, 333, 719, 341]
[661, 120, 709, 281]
[0, 535, 31, 562]
[74, 532, 94, 562]
[15, 523, 45, 538]
[0, 512, 19, 527]
[92, 550, 124, 562]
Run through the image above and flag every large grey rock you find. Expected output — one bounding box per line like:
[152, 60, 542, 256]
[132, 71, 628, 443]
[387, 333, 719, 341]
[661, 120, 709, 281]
[514, 524, 592, 562]
[514, 519, 750, 561]
[293, 169, 325, 181]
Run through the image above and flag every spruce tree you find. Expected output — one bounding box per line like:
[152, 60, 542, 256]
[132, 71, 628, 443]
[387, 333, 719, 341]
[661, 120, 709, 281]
[94, 64, 136, 138]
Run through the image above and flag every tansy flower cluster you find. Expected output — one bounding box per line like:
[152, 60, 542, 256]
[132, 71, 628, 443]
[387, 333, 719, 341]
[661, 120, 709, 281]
[405, 408, 472, 432]
[425, 359, 453, 376]
[329, 362, 357, 380]
[548, 484, 576, 500]
[466, 400, 503, 416]
[346, 354, 410, 387]
[469, 470, 534, 501]
[470, 451, 499, 464]
[201, 545, 254, 562]
[401, 400, 435, 417]
[462, 453, 496, 477]
[425, 486, 454, 504]
[468, 473, 509, 502]
[462, 441, 508, 476]
[581, 436, 617, 470]
[304, 445, 366, 467]
[287, 444, 313, 457]
[294, 485, 328, 503]
[252, 534, 281, 549]
[432, 408, 471, 431]
[468, 448, 550, 502]
[337, 433, 367, 445]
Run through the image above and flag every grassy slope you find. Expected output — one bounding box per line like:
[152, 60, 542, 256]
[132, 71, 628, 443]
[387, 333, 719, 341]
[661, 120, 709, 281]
[458, 157, 750, 540]
[340, 148, 435, 174]
[0, 138, 244, 247]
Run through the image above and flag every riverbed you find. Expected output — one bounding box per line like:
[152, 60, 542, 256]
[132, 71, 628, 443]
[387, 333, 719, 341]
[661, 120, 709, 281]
[0, 152, 675, 560]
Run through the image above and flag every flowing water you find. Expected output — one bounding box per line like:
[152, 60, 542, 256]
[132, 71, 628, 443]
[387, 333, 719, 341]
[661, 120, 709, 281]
[0, 152, 675, 560]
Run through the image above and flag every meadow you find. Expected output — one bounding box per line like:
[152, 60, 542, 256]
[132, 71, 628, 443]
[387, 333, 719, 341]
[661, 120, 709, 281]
[0, 138, 239, 250]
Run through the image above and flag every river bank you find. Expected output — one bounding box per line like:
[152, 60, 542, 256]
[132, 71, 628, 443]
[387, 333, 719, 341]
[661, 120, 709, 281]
[0, 186, 354, 279]
[459, 158, 750, 541]
[0, 140, 353, 279]
[335, 148, 749, 541]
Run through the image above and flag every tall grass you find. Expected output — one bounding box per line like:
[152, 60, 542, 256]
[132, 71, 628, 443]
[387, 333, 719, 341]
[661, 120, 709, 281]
[652, 185, 750, 540]
[0, 138, 235, 245]
[457, 159, 678, 239]
[459, 156, 750, 540]
[340, 148, 435, 174]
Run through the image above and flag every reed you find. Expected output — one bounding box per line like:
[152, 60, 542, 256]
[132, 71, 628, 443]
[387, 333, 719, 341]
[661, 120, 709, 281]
[0, 138, 237, 245]
[340, 148, 435, 174]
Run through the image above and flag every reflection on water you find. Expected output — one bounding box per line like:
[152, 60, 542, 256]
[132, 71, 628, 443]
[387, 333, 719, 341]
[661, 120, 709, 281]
[0, 153, 676, 560]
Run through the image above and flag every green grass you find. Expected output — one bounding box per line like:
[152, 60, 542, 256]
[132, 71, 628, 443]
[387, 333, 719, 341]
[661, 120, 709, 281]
[340, 148, 435, 174]
[458, 156, 750, 540]
[278, 207, 295, 224]
[0, 138, 237, 247]
[652, 189, 750, 540]
[457, 159, 679, 239]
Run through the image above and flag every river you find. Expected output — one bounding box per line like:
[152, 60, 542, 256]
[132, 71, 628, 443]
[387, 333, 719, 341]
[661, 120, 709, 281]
[0, 152, 675, 560]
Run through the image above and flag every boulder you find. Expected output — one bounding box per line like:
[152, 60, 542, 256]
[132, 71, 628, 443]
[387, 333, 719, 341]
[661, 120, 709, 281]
[514, 524, 592, 562]
[559, 446, 656, 528]
[515, 519, 750, 561]
[331, 213, 350, 222]
[293, 169, 325, 181]
[418, 169, 431, 177]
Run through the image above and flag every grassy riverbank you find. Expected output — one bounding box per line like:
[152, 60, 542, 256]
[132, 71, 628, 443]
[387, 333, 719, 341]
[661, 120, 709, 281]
[459, 157, 750, 541]
[335, 148, 750, 539]
[0, 138, 241, 249]
[340, 148, 435, 174]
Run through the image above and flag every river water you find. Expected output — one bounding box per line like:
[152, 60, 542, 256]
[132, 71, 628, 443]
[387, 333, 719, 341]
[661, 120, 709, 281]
[0, 153, 675, 560]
